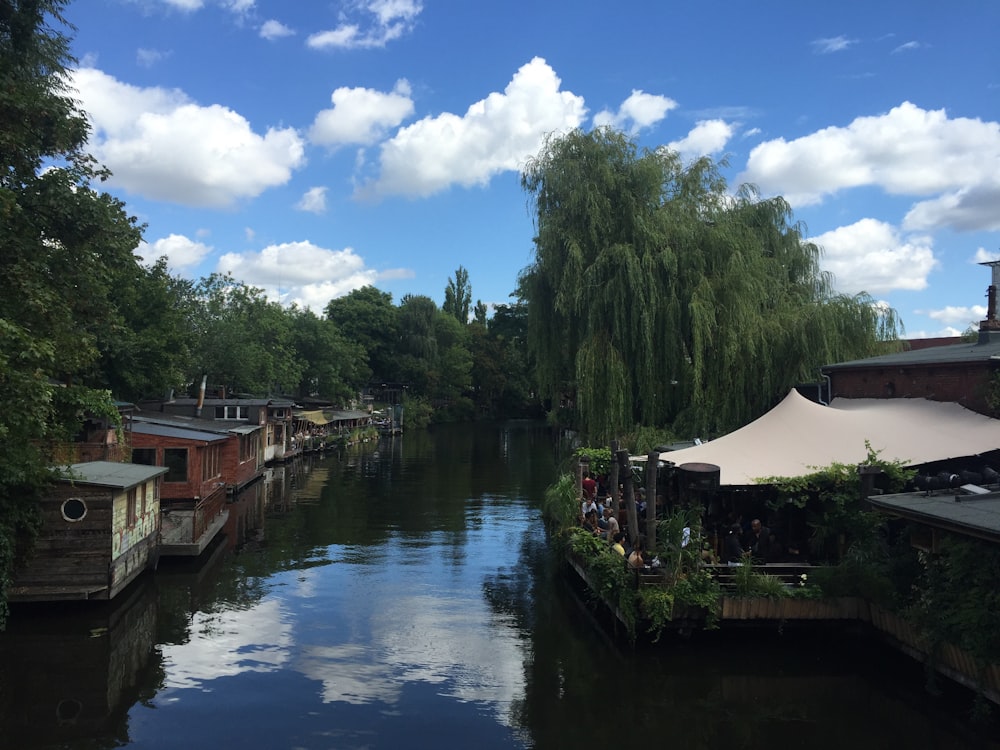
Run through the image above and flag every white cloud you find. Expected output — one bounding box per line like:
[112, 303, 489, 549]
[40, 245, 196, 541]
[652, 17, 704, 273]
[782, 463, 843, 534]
[667, 119, 734, 160]
[307, 0, 422, 50]
[974, 247, 1000, 265]
[592, 90, 676, 134]
[892, 41, 923, 54]
[260, 19, 294, 40]
[743, 127, 761, 138]
[161, 0, 203, 10]
[362, 57, 586, 198]
[216, 240, 413, 310]
[137, 233, 213, 269]
[136, 48, 169, 67]
[809, 218, 938, 295]
[921, 305, 986, 326]
[309, 79, 414, 147]
[903, 182, 1000, 232]
[297, 186, 328, 214]
[741, 102, 1000, 219]
[812, 36, 856, 54]
[71, 67, 306, 207]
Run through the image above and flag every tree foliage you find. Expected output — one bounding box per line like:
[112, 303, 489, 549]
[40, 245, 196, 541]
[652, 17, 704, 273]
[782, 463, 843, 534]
[519, 128, 902, 442]
[442, 265, 472, 324]
[0, 0, 145, 626]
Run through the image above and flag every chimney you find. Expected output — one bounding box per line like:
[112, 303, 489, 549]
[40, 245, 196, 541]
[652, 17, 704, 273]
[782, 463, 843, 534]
[195, 375, 207, 417]
[978, 259, 1000, 342]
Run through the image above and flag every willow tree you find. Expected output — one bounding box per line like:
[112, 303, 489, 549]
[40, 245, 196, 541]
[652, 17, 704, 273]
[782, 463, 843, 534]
[519, 128, 901, 442]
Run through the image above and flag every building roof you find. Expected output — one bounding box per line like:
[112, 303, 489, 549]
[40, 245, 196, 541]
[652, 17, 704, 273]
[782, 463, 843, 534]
[134, 414, 262, 435]
[132, 421, 229, 443]
[652, 389, 1000, 486]
[59, 461, 168, 489]
[822, 331, 1000, 371]
[869, 490, 1000, 544]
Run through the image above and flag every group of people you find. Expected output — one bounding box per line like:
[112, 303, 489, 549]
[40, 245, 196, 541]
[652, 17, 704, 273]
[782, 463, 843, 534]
[579, 472, 655, 570]
[722, 517, 773, 564]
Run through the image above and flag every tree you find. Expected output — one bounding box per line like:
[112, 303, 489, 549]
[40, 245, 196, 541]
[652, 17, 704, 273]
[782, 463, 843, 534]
[287, 306, 367, 403]
[187, 274, 302, 396]
[0, 1, 146, 625]
[520, 128, 901, 442]
[325, 286, 398, 383]
[443, 265, 472, 324]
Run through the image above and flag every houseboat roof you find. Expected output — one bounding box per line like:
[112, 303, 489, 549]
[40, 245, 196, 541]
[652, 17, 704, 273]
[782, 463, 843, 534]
[59, 461, 168, 489]
[651, 389, 1000, 486]
[294, 409, 370, 424]
[132, 421, 229, 442]
[822, 330, 1000, 371]
[868, 490, 1000, 544]
[133, 414, 262, 436]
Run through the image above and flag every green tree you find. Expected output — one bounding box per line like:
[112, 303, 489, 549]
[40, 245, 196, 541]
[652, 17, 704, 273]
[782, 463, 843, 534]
[520, 128, 901, 442]
[0, 0, 145, 625]
[187, 274, 302, 396]
[443, 265, 472, 324]
[288, 306, 367, 403]
[396, 294, 440, 394]
[325, 286, 398, 383]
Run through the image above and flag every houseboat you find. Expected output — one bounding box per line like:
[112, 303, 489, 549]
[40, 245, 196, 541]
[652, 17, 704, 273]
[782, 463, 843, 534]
[8, 461, 168, 602]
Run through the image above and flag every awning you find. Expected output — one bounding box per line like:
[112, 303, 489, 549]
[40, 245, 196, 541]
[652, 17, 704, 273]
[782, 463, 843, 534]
[653, 389, 1000, 486]
[294, 410, 330, 426]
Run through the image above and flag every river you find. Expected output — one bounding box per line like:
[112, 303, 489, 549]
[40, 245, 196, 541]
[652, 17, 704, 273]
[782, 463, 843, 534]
[0, 421, 996, 749]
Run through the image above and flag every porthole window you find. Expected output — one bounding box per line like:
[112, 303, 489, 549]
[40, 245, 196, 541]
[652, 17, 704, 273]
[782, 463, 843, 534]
[61, 497, 87, 522]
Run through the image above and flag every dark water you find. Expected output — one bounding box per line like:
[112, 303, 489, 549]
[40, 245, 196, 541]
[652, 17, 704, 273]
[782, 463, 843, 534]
[0, 422, 997, 749]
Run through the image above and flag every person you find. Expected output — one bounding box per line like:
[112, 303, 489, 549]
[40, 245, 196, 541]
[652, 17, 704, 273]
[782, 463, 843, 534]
[628, 539, 646, 569]
[582, 472, 597, 501]
[580, 494, 599, 522]
[724, 523, 745, 565]
[611, 531, 626, 557]
[744, 518, 772, 562]
[581, 509, 601, 536]
[602, 506, 620, 541]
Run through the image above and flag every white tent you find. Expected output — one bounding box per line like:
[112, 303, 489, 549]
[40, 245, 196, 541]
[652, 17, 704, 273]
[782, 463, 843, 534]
[653, 389, 1000, 486]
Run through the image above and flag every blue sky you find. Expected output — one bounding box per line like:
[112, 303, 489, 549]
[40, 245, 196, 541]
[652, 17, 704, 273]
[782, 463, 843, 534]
[64, 0, 1000, 337]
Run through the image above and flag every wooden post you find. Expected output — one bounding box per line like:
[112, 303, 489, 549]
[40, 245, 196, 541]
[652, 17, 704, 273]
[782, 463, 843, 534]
[608, 439, 620, 512]
[617, 449, 639, 545]
[645, 450, 659, 553]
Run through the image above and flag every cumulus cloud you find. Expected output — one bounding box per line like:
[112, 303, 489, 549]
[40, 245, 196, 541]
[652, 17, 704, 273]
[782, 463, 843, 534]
[921, 305, 986, 327]
[809, 218, 938, 295]
[309, 79, 414, 147]
[260, 19, 294, 39]
[740, 102, 1000, 226]
[362, 57, 586, 198]
[812, 36, 856, 53]
[307, 0, 422, 50]
[974, 247, 1000, 265]
[592, 90, 676, 134]
[71, 67, 306, 207]
[216, 241, 413, 310]
[667, 119, 734, 160]
[297, 186, 328, 214]
[903, 183, 1000, 232]
[137, 233, 213, 270]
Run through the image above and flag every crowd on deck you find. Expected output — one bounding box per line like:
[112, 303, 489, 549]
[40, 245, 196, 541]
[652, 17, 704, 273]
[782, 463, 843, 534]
[577, 470, 786, 569]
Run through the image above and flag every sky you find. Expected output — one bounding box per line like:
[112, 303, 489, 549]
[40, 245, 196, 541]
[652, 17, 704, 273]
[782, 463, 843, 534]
[62, 0, 1000, 338]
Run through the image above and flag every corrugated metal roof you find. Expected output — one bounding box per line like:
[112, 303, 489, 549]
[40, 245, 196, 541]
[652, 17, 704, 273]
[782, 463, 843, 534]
[134, 415, 261, 435]
[869, 490, 1000, 543]
[58, 461, 168, 489]
[132, 421, 229, 442]
[823, 333, 1000, 371]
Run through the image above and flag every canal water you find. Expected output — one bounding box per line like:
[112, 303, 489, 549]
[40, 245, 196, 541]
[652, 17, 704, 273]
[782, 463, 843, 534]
[0, 422, 996, 749]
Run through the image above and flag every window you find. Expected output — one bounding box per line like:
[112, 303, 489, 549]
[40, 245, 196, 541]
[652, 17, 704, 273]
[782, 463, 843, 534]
[133, 447, 156, 466]
[202, 445, 221, 481]
[214, 405, 247, 420]
[164, 448, 188, 482]
[61, 497, 87, 522]
[127, 487, 138, 525]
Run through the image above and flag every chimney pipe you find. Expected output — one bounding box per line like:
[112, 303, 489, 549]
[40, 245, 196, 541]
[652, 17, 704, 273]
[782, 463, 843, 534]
[195, 375, 207, 417]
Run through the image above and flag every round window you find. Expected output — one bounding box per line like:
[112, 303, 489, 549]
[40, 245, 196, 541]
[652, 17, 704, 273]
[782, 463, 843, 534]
[61, 497, 87, 522]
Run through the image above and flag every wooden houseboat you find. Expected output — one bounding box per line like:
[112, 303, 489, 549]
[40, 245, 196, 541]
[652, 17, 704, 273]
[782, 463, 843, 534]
[8, 461, 168, 602]
[130, 417, 232, 556]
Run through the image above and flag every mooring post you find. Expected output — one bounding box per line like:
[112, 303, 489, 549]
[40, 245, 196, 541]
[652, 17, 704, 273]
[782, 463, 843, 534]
[645, 450, 659, 552]
[617, 448, 638, 545]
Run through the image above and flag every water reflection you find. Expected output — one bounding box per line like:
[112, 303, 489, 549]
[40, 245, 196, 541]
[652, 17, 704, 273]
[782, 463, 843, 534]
[0, 422, 997, 749]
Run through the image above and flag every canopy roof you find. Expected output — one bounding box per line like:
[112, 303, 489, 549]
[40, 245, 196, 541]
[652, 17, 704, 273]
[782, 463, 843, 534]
[654, 390, 1000, 486]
